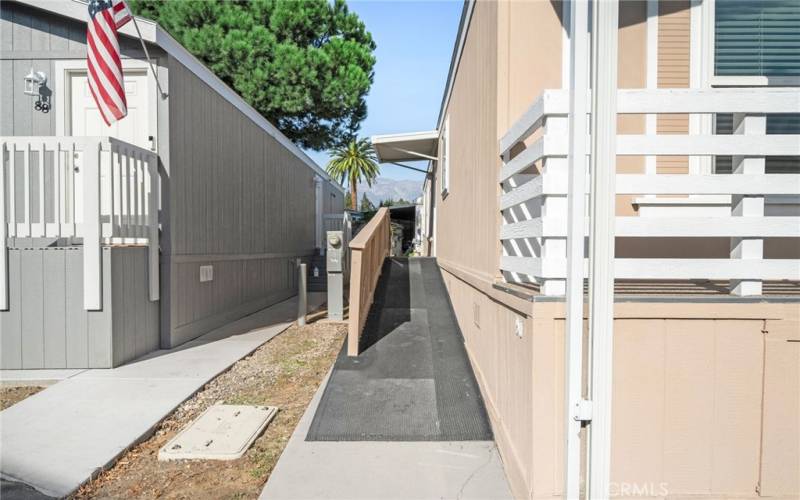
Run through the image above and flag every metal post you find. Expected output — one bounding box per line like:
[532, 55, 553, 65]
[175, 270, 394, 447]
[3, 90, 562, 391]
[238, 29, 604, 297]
[129, 15, 168, 99]
[315, 176, 324, 254]
[587, 0, 619, 497]
[564, 0, 591, 498]
[297, 261, 307, 326]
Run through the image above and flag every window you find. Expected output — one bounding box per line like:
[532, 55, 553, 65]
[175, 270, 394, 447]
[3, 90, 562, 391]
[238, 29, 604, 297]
[440, 116, 450, 195]
[713, 1, 800, 173]
[714, 0, 800, 77]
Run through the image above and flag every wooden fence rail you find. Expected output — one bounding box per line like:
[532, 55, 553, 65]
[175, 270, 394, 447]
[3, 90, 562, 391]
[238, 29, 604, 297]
[347, 207, 390, 356]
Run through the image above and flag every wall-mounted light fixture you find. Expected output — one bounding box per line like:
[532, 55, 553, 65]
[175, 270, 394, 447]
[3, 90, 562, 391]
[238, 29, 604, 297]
[23, 68, 50, 112]
[23, 69, 47, 96]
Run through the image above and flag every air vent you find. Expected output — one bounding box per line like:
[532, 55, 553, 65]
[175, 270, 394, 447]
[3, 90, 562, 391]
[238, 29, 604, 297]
[200, 265, 214, 283]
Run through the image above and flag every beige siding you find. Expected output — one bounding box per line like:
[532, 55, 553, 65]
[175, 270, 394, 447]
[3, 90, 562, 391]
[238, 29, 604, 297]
[760, 320, 800, 496]
[441, 261, 799, 500]
[433, 2, 799, 500]
[617, 1, 648, 216]
[656, 0, 691, 174]
[441, 268, 537, 498]
[165, 59, 326, 346]
[526, 302, 799, 499]
[434, 4, 566, 496]
[499, 0, 564, 133]
[613, 319, 764, 495]
[435, 0, 499, 279]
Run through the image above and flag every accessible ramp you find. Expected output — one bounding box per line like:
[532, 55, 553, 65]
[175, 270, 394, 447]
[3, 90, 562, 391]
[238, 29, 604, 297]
[306, 257, 493, 441]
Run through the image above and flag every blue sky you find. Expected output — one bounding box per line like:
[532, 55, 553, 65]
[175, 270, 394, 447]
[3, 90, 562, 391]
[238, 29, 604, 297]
[304, 0, 463, 182]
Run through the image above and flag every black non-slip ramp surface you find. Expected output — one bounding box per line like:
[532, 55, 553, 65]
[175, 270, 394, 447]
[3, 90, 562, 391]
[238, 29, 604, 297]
[306, 257, 493, 441]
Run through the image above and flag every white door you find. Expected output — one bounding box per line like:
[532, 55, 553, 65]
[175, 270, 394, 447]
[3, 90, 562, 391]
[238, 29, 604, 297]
[70, 71, 151, 148]
[68, 71, 152, 228]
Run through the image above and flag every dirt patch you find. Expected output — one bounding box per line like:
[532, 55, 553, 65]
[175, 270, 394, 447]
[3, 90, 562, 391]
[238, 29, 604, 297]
[73, 320, 346, 500]
[0, 386, 44, 411]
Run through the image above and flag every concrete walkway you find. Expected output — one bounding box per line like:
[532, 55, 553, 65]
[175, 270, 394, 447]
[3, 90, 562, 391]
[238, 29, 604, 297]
[0, 293, 324, 498]
[260, 370, 513, 500]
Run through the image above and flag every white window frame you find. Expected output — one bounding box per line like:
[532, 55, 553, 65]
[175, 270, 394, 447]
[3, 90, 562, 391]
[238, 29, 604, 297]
[440, 115, 450, 196]
[705, 0, 800, 88]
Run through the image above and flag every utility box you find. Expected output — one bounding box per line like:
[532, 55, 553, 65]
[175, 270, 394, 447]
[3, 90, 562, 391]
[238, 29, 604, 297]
[327, 233, 343, 273]
[326, 231, 344, 321]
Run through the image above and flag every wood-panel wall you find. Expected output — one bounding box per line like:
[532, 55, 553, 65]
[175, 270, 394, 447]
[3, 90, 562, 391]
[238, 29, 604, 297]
[165, 58, 326, 346]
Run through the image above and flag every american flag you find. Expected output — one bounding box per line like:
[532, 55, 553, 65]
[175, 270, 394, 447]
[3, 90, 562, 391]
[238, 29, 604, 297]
[87, 0, 132, 125]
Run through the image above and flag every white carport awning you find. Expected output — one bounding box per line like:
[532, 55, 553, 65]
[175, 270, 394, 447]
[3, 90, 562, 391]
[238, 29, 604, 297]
[372, 130, 439, 163]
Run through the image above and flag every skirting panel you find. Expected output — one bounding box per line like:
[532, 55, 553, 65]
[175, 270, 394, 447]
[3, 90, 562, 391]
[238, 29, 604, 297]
[1, 246, 159, 369]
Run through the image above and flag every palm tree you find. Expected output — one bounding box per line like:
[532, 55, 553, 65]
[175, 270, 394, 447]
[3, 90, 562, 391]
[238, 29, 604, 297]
[326, 138, 380, 210]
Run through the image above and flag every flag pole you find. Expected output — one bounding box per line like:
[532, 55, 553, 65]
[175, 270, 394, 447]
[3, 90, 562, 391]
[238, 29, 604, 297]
[129, 14, 167, 99]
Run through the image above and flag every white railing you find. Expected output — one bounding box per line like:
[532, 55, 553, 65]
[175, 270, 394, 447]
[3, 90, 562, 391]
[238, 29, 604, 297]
[498, 88, 800, 296]
[1, 136, 159, 310]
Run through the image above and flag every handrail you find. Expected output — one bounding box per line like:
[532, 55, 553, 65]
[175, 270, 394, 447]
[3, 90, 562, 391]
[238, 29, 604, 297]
[347, 207, 391, 356]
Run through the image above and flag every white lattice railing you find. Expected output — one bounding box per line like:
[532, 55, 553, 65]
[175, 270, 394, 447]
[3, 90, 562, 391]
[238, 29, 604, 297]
[498, 88, 800, 296]
[1, 136, 160, 310]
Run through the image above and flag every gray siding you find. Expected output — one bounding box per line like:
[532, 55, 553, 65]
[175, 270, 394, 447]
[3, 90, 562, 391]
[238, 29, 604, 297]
[111, 247, 160, 365]
[0, 1, 166, 136]
[323, 181, 345, 215]
[164, 59, 330, 346]
[0, 246, 158, 369]
[2, 1, 344, 352]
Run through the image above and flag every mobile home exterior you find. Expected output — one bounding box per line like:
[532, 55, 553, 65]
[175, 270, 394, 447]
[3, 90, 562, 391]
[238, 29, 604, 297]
[1, 0, 344, 368]
[375, 1, 799, 498]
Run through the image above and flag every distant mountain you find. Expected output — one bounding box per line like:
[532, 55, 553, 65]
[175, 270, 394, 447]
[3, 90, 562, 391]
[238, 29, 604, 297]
[357, 177, 423, 207]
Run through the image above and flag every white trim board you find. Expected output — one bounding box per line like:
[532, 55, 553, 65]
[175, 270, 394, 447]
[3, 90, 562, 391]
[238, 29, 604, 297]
[14, 0, 344, 195]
